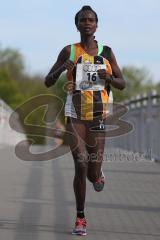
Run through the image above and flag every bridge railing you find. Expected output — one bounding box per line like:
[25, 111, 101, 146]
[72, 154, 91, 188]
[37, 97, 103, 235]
[106, 90, 160, 161]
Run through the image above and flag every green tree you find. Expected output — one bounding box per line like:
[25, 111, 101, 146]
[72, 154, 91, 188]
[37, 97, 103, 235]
[0, 70, 23, 109]
[112, 66, 155, 102]
[0, 46, 52, 144]
[0, 46, 24, 81]
[155, 82, 160, 93]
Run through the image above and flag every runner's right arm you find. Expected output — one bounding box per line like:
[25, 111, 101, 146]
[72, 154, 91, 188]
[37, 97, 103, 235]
[45, 46, 74, 87]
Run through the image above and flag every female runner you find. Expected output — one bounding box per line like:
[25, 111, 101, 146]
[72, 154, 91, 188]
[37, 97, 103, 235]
[45, 5, 125, 236]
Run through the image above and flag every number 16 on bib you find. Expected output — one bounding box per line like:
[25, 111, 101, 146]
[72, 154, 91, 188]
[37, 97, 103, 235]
[75, 63, 106, 91]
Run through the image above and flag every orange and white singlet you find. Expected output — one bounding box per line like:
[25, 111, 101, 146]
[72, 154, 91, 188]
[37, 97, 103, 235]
[65, 43, 113, 121]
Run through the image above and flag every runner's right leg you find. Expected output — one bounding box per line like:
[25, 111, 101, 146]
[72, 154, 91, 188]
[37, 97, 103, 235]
[66, 117, 88, 235]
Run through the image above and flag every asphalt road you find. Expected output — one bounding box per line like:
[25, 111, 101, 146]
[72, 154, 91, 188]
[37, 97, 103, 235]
[0, 145, 160, 240]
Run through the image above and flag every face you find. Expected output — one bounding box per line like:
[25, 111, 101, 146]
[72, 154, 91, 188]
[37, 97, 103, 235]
[77, 10, 97, 36]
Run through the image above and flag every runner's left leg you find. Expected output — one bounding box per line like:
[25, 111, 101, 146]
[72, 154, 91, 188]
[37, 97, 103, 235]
[86, 126, 106, 184]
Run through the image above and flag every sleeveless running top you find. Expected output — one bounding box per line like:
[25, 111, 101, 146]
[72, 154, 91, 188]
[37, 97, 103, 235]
[65, 43, 113, 121]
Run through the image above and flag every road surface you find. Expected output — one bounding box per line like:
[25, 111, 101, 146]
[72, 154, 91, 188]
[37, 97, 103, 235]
[0, 145, 160, 240]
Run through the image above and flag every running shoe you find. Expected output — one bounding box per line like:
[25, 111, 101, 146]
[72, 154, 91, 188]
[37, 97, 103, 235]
[93, 169, 105, 192]
[72, 217, 87, 236]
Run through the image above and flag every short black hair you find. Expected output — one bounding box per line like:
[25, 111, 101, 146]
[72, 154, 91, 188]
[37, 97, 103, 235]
[75, 5, 98, 27]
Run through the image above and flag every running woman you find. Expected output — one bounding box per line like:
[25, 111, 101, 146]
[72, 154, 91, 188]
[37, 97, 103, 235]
[45, 6, 125, 236]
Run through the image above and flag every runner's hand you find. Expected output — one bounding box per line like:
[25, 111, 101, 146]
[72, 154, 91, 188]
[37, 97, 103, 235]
[63, 60, 74, 71]
[64, 81, 76, 94]
[97, 69, 112, 83]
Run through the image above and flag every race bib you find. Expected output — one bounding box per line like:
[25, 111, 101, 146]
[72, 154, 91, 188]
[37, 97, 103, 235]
[75, 63, 106, 91]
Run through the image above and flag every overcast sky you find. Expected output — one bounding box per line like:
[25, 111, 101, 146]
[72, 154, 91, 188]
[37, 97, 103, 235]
[0, 0, 160, 82]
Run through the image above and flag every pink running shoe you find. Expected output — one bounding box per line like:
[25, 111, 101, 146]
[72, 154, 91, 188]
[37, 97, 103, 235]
[72, 218, 87, 236]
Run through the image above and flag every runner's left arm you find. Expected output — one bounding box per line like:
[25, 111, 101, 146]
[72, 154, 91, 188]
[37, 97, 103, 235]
[109, 49, 125, 90]
[97, 49, 125, 90]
